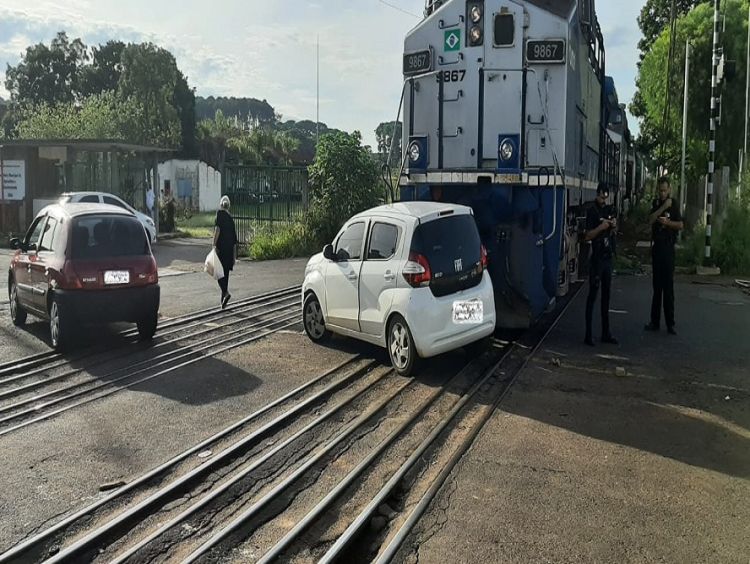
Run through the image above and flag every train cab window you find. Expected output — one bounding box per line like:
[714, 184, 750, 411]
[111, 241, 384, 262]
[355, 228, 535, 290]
[494, 13, 515, 46]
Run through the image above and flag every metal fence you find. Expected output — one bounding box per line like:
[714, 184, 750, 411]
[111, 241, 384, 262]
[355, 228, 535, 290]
[223, 165, 308, 243]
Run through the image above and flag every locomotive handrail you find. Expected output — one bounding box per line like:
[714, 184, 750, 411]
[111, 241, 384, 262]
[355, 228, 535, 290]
[443, 127, 463, 138]
[438, 53, 464, 66]
[443, 90, 463, 102]
[385, 70, 444, 200]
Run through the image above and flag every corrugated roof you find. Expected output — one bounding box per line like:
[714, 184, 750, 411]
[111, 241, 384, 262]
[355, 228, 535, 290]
[0, 139, 172, 153]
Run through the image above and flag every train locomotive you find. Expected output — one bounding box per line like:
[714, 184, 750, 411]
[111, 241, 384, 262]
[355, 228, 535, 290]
[398, 0, 638, 328]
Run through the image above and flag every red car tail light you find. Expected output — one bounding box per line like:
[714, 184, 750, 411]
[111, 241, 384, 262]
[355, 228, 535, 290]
[145, 256, 158, 284]
[403, 252, 431, 288]
[61, 261, 83, 290]
[481, 244, 488, 270]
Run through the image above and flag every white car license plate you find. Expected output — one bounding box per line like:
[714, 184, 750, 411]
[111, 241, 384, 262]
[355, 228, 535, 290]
[452, 299, 483, 324]
[104, 270, 130, 285]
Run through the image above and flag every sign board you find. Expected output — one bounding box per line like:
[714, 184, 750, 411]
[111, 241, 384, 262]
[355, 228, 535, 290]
[444, 29, 461, 52]
[403, 49, 432, 76]
[0, 160, 25, 201]
[526, 40, 566, 64]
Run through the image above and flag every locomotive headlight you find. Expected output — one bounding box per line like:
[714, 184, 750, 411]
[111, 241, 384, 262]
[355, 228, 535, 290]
[469, 25, 483, 45]
[499, 139, 514, 161]
[470, 5, 482, 23]
[408, 141, 421, 162]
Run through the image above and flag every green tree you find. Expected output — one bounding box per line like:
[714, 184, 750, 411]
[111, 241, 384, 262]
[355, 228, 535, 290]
[4, 31, 88, 105]
[375, 121, 402, 166]
[80, 40, 125, 97]
[637, 0, 705, 58]
[306, 131, 381, 244]
[197, 109, 240, 169]
[117, 42, 186, 149]
[16, 91, 147, 141]
[634, 0, 748, 179]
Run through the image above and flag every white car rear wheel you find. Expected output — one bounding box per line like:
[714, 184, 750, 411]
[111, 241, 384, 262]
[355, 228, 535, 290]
[388, 315, 419, 376]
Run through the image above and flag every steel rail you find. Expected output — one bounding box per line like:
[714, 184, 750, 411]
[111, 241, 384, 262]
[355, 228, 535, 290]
[0, 356, 364, 564]
[256, 353, 500, 564]
[42, 360, 381, 564]
[0, 310, 301, 437]
[0, 294, 300, 403]
[0, 301, 299, 417]
[107, 367, 394, 564]
[180, 371, 424, 564]
[0, 286, 300, 387]
[373, 285, 583, 563]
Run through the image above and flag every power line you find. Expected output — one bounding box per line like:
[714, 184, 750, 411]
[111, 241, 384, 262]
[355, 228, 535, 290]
[377, 0, 421, 19]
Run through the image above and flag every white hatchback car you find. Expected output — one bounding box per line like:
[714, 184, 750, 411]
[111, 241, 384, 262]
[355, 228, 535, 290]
[59, 192, 156, 243]
[302, 202, 496, 375]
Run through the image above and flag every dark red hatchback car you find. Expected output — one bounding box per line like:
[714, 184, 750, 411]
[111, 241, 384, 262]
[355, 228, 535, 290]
[7, 203, 160, 351]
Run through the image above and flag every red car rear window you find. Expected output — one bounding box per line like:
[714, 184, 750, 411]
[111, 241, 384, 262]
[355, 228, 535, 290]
[71, 215, 149, 259]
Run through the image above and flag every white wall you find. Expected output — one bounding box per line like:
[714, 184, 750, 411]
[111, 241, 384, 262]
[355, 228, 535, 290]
[157, 159, 222, 212]
[198, 161, 222, 212]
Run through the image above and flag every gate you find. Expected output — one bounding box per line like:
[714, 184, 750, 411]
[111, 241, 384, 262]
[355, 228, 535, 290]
[223, 165, 308, 243]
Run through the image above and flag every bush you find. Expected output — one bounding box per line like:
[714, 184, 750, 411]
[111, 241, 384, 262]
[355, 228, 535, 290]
[249, 222, 317, 260]
[676, 224, 706, 270]
[714, 197, 750, 274]
[306, 131, 381, 246]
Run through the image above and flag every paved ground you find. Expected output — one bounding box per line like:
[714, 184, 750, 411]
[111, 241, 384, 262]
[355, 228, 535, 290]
[0, 239, 307, 362]
[405, 275, 750, 564]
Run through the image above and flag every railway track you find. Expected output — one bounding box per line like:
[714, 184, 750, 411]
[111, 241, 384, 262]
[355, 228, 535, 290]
[0, 285, 302, 379]
[0, 286, 302, 436]
[0, 284, 579, 563]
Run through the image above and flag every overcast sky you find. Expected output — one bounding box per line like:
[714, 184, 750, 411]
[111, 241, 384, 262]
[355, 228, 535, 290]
[0, 0, 646, 147]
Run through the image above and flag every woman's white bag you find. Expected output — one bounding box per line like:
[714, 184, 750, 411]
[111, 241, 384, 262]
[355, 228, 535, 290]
[204, 249, 224, 281]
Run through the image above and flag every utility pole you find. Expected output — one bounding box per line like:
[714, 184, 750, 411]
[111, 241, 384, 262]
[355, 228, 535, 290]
[681, 41, 690, 220]
[0, 146, 4, 233]
[660, 0, 678, 170]
[705, 0, 721, 266]
[743, 5, 750, 184]
[316, 35, 320, 149]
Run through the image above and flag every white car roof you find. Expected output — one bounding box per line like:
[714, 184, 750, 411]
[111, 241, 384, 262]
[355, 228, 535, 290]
[62, 191, 122, 199]
[352, 202, 473, 223]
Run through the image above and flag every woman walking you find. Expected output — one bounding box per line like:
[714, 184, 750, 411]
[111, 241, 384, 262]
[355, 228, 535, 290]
[213, 196, 238, 309]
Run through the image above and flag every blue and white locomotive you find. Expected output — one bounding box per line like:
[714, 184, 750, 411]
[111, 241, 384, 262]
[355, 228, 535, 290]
[399, 0, 612, 327]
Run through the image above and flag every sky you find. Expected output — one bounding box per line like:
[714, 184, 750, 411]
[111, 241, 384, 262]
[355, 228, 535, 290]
[0, 0, 647, 148]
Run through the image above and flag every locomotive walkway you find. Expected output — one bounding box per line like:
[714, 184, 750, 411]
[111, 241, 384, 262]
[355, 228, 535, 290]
[399, 274, 750, 564]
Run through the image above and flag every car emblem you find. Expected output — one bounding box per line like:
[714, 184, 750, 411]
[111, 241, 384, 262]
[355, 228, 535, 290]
[454, 258, 462, 272]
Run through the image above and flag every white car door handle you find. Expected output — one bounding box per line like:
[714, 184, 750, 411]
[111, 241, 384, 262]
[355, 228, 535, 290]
[347, 273, 358, 280]
[384, 272, 395, 281]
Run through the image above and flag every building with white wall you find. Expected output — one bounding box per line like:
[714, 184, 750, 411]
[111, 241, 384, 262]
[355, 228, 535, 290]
[157, 159, 222, 212]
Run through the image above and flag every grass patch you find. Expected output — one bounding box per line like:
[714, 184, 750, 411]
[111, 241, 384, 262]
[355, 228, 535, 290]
[174, 212, 215, 238]
[177, 226, 214, 239]
[249, 222, 317, 260]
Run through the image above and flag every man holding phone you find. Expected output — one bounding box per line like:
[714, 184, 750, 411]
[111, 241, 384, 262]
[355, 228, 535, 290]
[584, 183, 618, 346]
[645, 176, 684, 334]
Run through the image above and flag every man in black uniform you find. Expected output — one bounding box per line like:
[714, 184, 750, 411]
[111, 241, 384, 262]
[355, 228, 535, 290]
[645, 176, 684, 334]
[584, 184, 618, 346]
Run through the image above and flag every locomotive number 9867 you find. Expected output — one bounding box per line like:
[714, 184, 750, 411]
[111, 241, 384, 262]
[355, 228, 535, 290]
[526, 40, 566, 64]
[403, 49, 432, 76]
